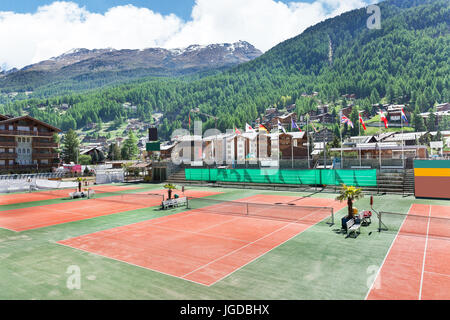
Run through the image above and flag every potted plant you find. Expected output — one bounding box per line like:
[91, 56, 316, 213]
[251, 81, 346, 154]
[336, 184, 364, 230]
[164, 183, 177, 200]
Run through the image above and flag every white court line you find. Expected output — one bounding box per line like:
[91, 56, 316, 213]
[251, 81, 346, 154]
[364, 204, 412, 300]
[419, 205, 432, 300]
[424, 270, 450, 278]
[55, 241, 209, 287]
[182, 208, 331, 284]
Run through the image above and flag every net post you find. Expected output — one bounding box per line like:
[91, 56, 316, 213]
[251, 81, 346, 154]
[331, 208, 334, 226]
[246, 202, 249, 216]
[186, 196, 189, 209]
[378, 211, 382, 232]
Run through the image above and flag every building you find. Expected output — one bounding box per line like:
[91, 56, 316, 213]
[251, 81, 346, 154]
[436, 103, 450, 112]
[271, 113, 297, 131]
[0, 114, 61, 172]
[420, 110, 450, 126]
[312, 128, 334, 142]
[386, 105, 409, 125]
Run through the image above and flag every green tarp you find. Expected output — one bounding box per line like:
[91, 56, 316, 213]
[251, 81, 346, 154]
[185, 168, 377, 186]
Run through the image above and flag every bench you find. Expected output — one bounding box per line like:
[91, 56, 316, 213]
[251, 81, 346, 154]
[69, 190, 95, 199]
[161, 197, 187, 210]
[351, 166, 371, 169]
[346, 218, 361, 238]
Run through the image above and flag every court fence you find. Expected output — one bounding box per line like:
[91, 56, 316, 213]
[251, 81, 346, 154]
[185, 168, 377, 187]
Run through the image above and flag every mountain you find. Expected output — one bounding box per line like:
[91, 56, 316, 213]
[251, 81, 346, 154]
[0, 41, 262, 94]
[1, 0, 448, 140]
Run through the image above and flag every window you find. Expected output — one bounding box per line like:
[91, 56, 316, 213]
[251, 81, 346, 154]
[18, 137, 21, 143]
[27, 149, 30, 154]
[18, 149, 21, 154]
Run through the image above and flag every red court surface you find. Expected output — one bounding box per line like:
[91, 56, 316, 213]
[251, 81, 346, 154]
[0, 185, 141, 206]
[367, 204, 450, 300]
[0, 189, 221, 232]
[58, 195, 346, 286]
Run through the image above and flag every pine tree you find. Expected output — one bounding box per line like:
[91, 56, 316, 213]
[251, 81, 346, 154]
[121, 131, 139, 160]
[62, 129, 80, 163]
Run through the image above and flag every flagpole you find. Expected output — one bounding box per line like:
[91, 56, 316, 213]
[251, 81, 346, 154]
[307, 115, 310, 169]
[340, 123, 343, 169]
[379, 111, 382, 169]
[359, 112, 362, 167]
[401, 110, 404, 169]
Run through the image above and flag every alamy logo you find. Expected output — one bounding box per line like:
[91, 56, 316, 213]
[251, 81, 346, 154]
[367, 5, 381, 30]
[66, 265, 81, 290]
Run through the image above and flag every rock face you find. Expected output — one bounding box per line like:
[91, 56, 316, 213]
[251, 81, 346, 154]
[0, 41, 262, 91]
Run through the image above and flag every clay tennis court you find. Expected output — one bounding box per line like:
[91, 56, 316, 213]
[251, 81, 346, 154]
[367, 204, 450, 300]
[0, 184, 141, 206]
[58, 195, 346, 286]
[0, 189, 221, 232]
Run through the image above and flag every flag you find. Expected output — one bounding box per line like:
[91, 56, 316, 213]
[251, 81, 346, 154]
[245, 123, 255, 133]
[341, 115, 354, 128]
[258, 124, 268, 132]
[359, 114, 367, 131]
[401, 108, 408, 124]
[291, 119, 302, 132]
[379, 111, 388, 128]
[277, 120, 286, 134]
[234, 127, 241, 135]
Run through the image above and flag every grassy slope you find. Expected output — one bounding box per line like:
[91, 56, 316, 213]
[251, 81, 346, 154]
[0, 184, 448, 299]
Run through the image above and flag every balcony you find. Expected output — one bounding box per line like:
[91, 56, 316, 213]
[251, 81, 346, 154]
[0, 163, 55, 170]
[0, 152, 17, 160]
[32, 153, 59, 160]
[32, 141, 59, 148]
[0, 129, 54, 137]
[0, 141, 17, 148]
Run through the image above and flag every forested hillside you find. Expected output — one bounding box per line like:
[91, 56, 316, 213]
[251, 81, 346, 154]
[0, 0, 448, 140]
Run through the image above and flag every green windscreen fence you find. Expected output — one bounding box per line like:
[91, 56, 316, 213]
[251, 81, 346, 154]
[185, 168, 377, 186]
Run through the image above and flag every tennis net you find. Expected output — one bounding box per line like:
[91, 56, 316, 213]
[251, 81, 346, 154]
[186, 197, 334, 225]
[379, 211, 450, 240]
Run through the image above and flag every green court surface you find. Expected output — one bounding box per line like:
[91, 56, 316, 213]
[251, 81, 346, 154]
[0, 183, 448, 300]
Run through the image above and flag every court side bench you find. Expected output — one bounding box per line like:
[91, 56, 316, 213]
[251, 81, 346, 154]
[161, 197, 187, 210]
[69, 190, 95, 199]
[346, 218, 361, 238]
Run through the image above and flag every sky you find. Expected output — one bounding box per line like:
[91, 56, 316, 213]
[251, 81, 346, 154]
[0, 0, 375, 70]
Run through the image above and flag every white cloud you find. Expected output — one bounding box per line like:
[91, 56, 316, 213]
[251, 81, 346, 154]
[0, 0, 371, 70]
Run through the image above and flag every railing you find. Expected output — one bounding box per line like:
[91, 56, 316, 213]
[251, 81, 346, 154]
[0, 130, 54, 137]
[32, 142, 58, 148]
[0, 141, 17, 147]
[0, 152, 17, 159]
[32, 153, 59, 159]
[0, 164, 54, 169]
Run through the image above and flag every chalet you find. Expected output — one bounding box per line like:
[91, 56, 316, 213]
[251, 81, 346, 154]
[312, 128, 334, 142]
[278, 132, 308, 159]
[386, 105, 410, 124]
[0, 114, 61, 172]
[271, 113, 297, 130]
[330, 143, 428, 159]
[436, 103, 450, 112]
[80, 147, 106, 164]
[420, 110, 450, 126]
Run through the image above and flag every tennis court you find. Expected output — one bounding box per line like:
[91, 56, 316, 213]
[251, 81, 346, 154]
[1, 182, 449, 299]
[0, 184, 141, 206]
[58, 195, 345, 286]
[367, 204, 450, 300]
[0, 188, 221, 232]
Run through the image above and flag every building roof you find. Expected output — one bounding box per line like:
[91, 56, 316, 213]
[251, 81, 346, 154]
[0, 115, 62, 132]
